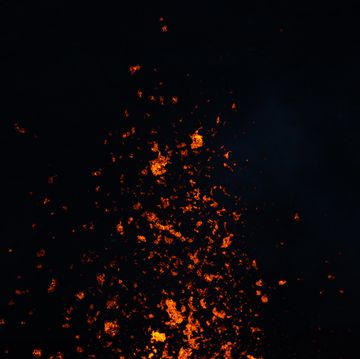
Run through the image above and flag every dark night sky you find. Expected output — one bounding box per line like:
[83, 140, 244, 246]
[1, 2, 360, 358]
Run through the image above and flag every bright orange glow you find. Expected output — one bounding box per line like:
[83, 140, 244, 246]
[129, 65, 141, 75]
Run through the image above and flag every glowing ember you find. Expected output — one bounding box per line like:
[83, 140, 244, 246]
[190, 130, 203, 149]
[75, 291, 85, 301]
[47, 278, 58, 293]
[104, 320, 119, 337]
[178, 346, 193, 358]
[116, 221, 124, 235]
[165, 299, 184, 326]
[129, 65, 141, 75]
[151, 330, 166, 342]
[14, 122, 27, 134]
[149, 142, 169, 176]
[32, 348, 42, 358]
[294, 212, 300, 221]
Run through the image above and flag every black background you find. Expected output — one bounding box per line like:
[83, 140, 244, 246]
[1, 2, 359, 358]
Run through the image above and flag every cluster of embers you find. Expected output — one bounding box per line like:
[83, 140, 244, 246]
[31, 65, 266, 358]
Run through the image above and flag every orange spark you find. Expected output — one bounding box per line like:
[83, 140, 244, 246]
[190, 130, 203, 150]
[129, 65, 141, 75]
[48, 278, 58, 293]
[36, 249, 46, 257]
[212, 307, 226, 319]
[32, 348, 42, 358]
[149, 143, 169, 176]
[14, 122, 27, 134]
[151, 330, 166, 342]
[116, 222, 124, 235]
[96, 273, 105, 286]
[104, 320, 119, 337]
[178, 347, 193, 358]
[165, 299, 184, 326]
[137, 235, 147, 242]
[75, 291, 85, 301]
